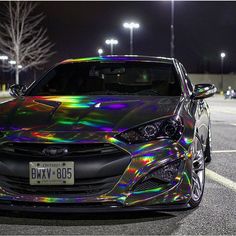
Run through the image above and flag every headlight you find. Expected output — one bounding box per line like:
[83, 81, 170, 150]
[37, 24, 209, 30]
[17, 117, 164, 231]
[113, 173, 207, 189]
[116, 116, 183, 144]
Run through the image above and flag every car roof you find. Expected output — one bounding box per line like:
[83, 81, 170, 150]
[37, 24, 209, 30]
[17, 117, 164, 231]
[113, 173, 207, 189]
[60, 55, 175, 65]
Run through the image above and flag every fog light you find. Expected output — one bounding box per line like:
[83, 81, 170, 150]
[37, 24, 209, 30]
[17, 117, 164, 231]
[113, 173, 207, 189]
[144, 160, 182, 183]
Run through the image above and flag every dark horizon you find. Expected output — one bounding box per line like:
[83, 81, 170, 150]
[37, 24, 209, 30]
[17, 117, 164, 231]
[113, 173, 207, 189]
[2, 1, 236, 86]
[35, 1, 236, 74]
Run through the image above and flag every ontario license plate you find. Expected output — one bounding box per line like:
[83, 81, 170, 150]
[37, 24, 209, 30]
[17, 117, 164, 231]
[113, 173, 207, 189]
[29, 162, 74, 185]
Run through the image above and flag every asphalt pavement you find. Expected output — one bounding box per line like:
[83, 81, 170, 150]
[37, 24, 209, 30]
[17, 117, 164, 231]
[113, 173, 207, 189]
[0, 95, 235, 235]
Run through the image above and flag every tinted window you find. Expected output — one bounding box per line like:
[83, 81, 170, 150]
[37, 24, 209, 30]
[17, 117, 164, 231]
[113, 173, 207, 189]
[29, 62, 182, 96]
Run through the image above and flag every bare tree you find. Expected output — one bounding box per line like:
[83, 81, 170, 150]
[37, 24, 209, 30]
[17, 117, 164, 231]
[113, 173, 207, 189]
[0, 1, 54, 84]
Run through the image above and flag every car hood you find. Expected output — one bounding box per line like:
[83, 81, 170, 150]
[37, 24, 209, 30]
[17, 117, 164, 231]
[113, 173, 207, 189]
[0, 96, 183, 133]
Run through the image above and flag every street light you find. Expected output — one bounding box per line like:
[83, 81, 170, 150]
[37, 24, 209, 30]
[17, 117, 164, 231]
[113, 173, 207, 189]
[0, 55, 9, 88]
[98, 48, 104, 57]
[8, 60, 22, 69]
[0, 55, 8, 61]
[105, 39, 118, 55]
[0, 55, 9, 73]
[123, 22, 140, 55]
[220, 52, 226, 92]
[9, 60, 16, 65]
[220, 52, 226, 59]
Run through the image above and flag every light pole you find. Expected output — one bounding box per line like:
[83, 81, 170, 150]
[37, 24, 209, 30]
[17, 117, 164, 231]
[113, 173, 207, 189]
[105, 39, 118, 55]
[8, 60, 23, 84]
[0, 55, 8, 91]
[123, 22, 140, 55]
[220, 52, 226, 92]
[98, 48, 104, 57]
[8, 60, 17, 85]
[0, 55, 9, 72]
[170, 0, 175, 58]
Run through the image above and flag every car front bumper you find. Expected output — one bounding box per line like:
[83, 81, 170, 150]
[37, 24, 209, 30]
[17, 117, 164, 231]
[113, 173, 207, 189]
[0, 200, 190, 213]
[0, 132, 193, 212]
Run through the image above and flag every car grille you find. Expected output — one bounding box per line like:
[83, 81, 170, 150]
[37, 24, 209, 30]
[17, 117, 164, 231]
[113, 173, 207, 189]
[0, 199, 123, 208]
[0, 142, 130, 196]
[0, 175, 121, 196]
[133, 179, 160, 191]
[0, 142, 122, 158]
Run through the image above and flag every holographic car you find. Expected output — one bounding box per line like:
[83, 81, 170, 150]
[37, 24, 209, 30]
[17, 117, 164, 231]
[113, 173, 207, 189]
[0, 56, 216, 212]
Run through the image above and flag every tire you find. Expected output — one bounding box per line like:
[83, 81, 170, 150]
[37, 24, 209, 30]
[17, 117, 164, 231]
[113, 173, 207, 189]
[205, 128, 212, 163]
[189, 136, 205, 209]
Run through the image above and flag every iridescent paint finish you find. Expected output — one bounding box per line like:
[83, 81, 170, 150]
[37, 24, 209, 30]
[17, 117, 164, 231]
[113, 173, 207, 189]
[0, 56, 211, 210]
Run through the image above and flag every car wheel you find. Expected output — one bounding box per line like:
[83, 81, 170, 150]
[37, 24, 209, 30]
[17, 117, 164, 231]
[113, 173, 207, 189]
[205, 128, 212, 163]
[189, 136, 205, 208]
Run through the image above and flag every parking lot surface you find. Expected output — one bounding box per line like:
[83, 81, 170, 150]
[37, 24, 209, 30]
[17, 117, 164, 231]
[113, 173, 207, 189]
[0, 95, 235, 235]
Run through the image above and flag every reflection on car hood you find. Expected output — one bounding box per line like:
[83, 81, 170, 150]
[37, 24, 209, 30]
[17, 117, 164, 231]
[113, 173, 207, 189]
[0, 96, 183, 132]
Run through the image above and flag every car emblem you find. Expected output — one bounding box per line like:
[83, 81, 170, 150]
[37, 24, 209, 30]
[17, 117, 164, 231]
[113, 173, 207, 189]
[42, 146, 68, 157]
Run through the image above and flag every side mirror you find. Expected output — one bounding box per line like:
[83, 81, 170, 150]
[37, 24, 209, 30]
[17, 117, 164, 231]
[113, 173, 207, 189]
[9, 84, 27, 98]
[192, 84, 217, 100]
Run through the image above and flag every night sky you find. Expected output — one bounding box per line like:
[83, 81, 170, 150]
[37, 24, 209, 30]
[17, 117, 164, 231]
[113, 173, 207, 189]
[21, 1, 236, 74]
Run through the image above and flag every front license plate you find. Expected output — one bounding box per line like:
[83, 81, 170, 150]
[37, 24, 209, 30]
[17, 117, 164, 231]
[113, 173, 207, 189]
[29, 162, 74, 185]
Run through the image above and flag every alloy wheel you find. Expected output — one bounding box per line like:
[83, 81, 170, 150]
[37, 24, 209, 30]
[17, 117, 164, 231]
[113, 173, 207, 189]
[191, 138, 205, 202]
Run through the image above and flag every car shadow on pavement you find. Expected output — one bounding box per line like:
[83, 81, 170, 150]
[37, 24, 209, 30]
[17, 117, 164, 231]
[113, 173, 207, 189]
[0, 209, 195, 227]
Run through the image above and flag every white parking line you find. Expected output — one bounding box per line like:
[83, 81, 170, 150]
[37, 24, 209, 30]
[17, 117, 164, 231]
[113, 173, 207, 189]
[206, 169, 236, 192]
[212, 150, 236, 153]
[210, 108, 236, 115]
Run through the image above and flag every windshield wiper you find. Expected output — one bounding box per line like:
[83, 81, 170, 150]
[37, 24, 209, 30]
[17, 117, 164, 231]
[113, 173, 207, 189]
[135, 89, 159, 96]
[84, 90, 123, 95]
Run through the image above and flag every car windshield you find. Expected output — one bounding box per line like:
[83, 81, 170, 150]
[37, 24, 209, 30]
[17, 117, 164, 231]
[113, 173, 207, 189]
[28, 61, 182, 96]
